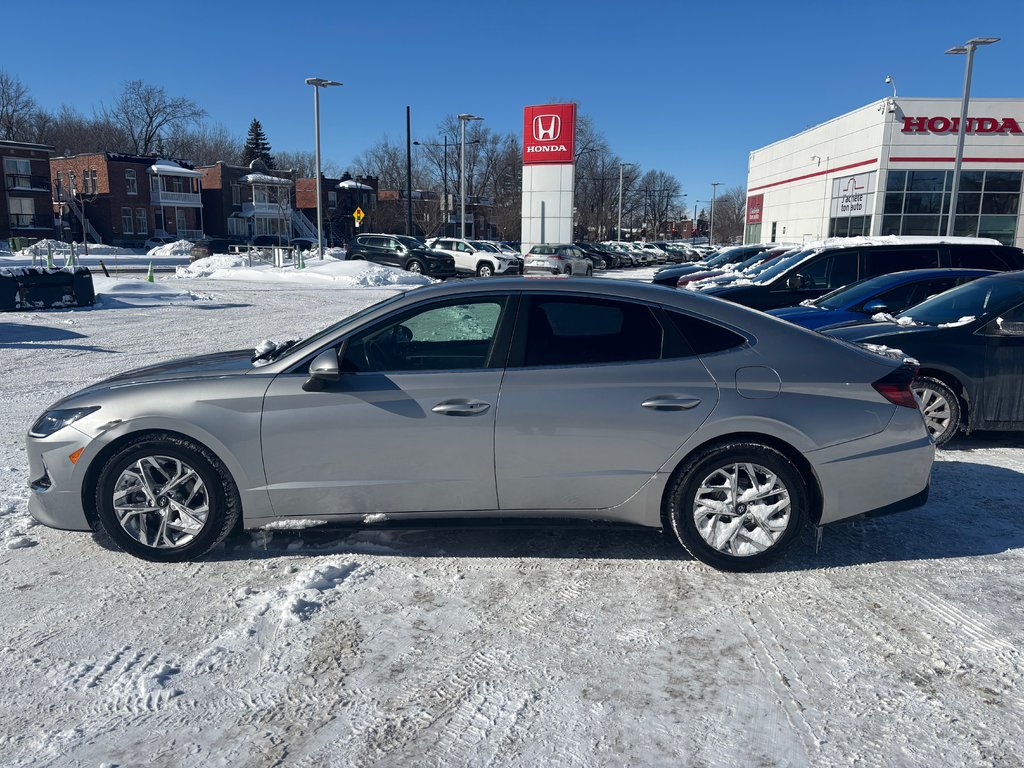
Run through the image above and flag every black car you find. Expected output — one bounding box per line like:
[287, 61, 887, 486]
[189, 237, 247, 262]
[651, 245, 769, 287]
[346, 234, 456, 278]
[574, 241, 617, 269]
[825, 271, 1024, 446]
[704, 239, 1024, 311]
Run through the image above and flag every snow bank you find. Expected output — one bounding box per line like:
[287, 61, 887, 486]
[176, 256, 433, 287]
[15, 240, 137, 258]
[93, 277, 208, 306]
[147, 239, 194, 258]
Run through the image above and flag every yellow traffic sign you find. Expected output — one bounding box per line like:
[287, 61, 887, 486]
[353, 207, 365, 222]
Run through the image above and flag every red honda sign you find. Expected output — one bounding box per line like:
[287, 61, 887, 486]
[523, 103, 576, 165]
[902, 116, 1023, 135]
[746, 194, 764, 224]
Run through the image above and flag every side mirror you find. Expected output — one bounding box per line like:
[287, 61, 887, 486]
[787, 274, 807, 290]
[302, 348, 341, 392]
[862, 299, 888, 313]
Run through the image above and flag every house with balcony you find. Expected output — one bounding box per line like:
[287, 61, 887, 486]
[199, 161, 297, 243]
[294, 172, 378, 245]
[50, 152, 204, 246]
[2, 139, 55, 246]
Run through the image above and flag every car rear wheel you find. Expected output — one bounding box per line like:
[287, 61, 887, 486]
[565, 266, 572, 276]
[476, 263, 494, 277]
[666, 442, 807, 571]
[406, 260, 423, 274]
[912, 377, 960, 447]
[94, 434, 240, 562]
[585, 265, 593, 277]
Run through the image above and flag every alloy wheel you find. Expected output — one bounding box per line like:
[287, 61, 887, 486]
[692, 462, 792, 557]
[913, 384, 952, 441]
[112, 455, 210, 549]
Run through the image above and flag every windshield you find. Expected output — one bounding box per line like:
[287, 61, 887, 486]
[752, 248, 816, 284]
[813, 273, 903, 310]
[396, 235, 425, 249]
[471, 241, 502, 253]
[895, 277, 1024, 325]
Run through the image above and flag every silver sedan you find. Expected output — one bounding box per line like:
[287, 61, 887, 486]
[27, 279, 934, 571]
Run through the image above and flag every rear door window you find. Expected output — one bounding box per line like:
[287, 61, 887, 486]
[518, 297, 663, 367]
[948, 247, 1018, 271]
[800, 251, 860, 290]
[864, 247, 939, 276]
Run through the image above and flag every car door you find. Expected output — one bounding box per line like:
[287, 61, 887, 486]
[493, 294, 719, 510]
[980, 301, 1024, 427]
[260, 295, 516, 517]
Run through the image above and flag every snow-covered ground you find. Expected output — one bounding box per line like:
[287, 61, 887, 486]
[1, 264, 1023, 766]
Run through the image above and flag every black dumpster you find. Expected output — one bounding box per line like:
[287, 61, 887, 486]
[0, 267, 96, 311]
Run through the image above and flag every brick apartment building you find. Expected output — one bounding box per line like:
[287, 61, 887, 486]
[49, 153, 204, 246]
[2, 139, 55, 245]
[294, 173, 378, 245]
[199, 161, 299, 242]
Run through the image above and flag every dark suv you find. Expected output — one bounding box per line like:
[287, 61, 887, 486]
[189, 237, 247, 262]
[346, 234, 456, 277]
[704, 239, 1024, 310]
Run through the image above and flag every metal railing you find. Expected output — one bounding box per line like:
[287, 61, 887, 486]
[6, 174, 50, 191]
[150, 189, 202, 206]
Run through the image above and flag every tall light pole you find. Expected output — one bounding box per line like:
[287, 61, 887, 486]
[617, 162, 637, 241]
[457, 113, 483, 239]
[944, 37, 999, 237]
[305, 77, 342, 257]
[710, 181, 722, 246]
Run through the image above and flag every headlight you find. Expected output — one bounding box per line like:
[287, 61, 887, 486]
[29, 407, 100, 438]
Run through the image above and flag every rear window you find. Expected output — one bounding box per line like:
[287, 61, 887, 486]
[864, 247, 939, 275]
[948, 246, 1022, 271]
[666, 311, 746, 355]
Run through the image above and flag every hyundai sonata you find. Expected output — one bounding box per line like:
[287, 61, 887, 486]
[27, 279, 934, 571]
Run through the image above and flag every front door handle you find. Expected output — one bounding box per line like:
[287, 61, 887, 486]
[641, 396, 701, 411]
[432, 399, 491, 416]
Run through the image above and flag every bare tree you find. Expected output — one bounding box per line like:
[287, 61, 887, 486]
[165, 122, 242, 166]
[36, 105, 130, 156]
[638, 170, 682, 239]
[711, 185, 747, 244]
[0, 70, 38, 141]
[275, 150, 340, 178]
[104, 80, 205, 155]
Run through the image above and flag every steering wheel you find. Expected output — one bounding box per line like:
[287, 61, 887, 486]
[363, 325, 412, 370]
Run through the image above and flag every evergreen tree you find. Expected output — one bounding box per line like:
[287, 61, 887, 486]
[241, 118, 275, 168]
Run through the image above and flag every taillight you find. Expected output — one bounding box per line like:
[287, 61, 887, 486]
[676, 276, 693, 286]
[872, 365, 920, 409]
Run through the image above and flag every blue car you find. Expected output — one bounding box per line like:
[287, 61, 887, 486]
[766, 269, 996, 330]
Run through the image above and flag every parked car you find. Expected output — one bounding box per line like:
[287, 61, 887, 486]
[639, 243, 669, 263]
[188, 237, 247, 262]
[289, 237, 318, 251]
[824, 271, 1024, 446]
[425, 237, 521, 276]
[143, 235, 178, 250]
[677, 247, 795, 288]
[603, 242, 639, 267]
[571, 242, 610, 270]
[26, 278, 933, 570]
[576, 241, 622, 269]
[652, 245, 770, 287]
[767, 269, 996, 330]
[251, 235, 290, 248]
[346, 234, 456, 277]
[704, 237, 1024, 311]
[524, 244, 593, 276]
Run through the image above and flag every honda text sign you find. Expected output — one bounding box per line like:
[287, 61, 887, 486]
[523, 103, 576, 165]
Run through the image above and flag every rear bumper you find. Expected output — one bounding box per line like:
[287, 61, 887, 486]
[808, 406, 934, 526]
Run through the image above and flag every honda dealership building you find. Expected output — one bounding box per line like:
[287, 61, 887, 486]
[745, 97, 1024, 248]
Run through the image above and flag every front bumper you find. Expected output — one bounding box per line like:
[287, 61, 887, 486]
[26, 426, 97, 531]
[425, 261, 457, 278]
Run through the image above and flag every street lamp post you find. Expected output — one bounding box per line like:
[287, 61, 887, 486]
[305, 77, 342, 258]
[944, 37, 999, 237]
[617, 162, 637, 241]
[457, 113, 483, 239]
[709, 181, 722, 246]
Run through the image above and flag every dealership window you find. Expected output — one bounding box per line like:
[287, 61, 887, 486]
[883, 170, 1021, 245]
[125, 169, 137, 195]
[829, 216, 871, 238]
[122, 207, 133, 234]
[135, 208, 148, 234]
[745, 223, 761, 244]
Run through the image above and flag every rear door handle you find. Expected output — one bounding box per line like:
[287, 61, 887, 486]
[432, 399, 491, 416]
[641, 396, 701, 411]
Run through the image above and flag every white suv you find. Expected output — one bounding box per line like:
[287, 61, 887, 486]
[426, 238, 522, 277]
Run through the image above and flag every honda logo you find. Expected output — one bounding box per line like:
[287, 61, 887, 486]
[533, 114, 561, 142]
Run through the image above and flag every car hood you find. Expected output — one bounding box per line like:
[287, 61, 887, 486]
[823, 321, 943, 344]
[768, 306, 866, 330]
[91, 349, 258, 389]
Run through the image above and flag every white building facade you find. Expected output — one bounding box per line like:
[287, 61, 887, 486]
[745, 97, 1024, 248]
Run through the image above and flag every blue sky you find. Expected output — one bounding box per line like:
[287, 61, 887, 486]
[6, 0, 1022, 212]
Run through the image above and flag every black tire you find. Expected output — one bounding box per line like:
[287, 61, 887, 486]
[93, 433, 240, 562]
[585, 266, 593, 277]
[912, 377, 961, 447]
[565, 266, 572, 276]
[665, 442, 808, 572]
[406, 259, 423, 274]
[476, 262, 494, 277]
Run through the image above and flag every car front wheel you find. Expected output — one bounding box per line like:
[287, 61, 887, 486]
[912, 377, 960, 447]
[94, 433, 240, 562]
[476, 263, 494, 277]
[406, 260, 423, 274]
[666, 442, 807, 571]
